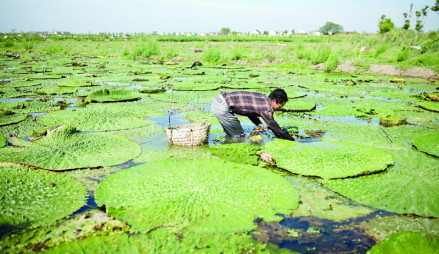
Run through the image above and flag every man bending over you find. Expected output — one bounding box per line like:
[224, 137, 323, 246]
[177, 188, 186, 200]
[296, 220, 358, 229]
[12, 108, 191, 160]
[211, 88, 295, 141]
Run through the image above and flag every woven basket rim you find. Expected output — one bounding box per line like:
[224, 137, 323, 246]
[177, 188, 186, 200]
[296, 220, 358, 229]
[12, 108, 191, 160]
[166, 122, 210, 131]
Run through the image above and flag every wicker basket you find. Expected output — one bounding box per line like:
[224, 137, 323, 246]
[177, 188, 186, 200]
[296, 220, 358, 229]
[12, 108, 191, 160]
[166, 123, 211, 146]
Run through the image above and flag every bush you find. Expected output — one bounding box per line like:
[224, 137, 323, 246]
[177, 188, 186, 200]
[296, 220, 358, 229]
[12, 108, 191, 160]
[203, 46, 221, 63]
[231, 48, 244, 61]
[374, 43, 389, 57]
[396, 47, 410, 62]
[310, 45, 332, 64]
[129, 40, 161, 59]
[324, 52, 339, 72]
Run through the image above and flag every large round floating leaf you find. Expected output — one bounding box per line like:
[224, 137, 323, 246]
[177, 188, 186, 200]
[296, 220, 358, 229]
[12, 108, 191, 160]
[95, 159, 299, 233]
[413, 131, 439, 157]
[262, 139, 393, 179]
[0, 126, 141, 170]
[0, 110, 27, 126]
[282, 100, 316, 112]
[38, 103, 162, 132]
[0, 135, 6, 148]
[87, 88, 141, 102]
[419, 101, 439, 112]
[0, 164, 87, 228]
[172, 83, 221, 91]
[322, 149, 439, 217]
[367, 232, 439, 254]
[210, 143, 261, 165]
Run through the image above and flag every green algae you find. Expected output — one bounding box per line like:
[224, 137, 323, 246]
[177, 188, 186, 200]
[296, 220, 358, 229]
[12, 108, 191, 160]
[262, 139, 393, 179]
[287, 176, 373, 221]
[0, 210, 129, 253]
[87, 88, 141, 102]
[0, 125, 141, 170]
[413, 131, 439, 157]
[0, 164, 87, 229]
[367, 232, 439, 254]
[355, 215, 439, 242]
[322, 149, 439, 218]
[38, 103, 162, 132]
[95, 159, 299, 233]
[210, 143, 261, 165]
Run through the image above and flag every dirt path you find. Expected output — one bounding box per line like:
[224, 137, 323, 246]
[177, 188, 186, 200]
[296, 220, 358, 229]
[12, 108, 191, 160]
[336, 62, 438, 80]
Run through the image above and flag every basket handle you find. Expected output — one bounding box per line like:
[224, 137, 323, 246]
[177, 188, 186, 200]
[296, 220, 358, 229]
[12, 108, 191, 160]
[168, 84, 173, 128]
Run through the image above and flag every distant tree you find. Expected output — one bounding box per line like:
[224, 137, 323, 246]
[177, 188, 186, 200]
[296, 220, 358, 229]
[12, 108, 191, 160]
[402, 4, 413, 31]
[415, 5, 429, 34]
[431, 0, 439, 13]
[319, 22, 344, 35]
[220, 27, 230, 35]
[378, 15, 395, 34]
[263, 31, 269, 35]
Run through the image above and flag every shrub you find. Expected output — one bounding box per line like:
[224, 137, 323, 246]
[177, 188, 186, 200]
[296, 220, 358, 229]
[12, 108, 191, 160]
[310, 45, 332, 64]
[203, 46, 221, 63]
[396, 47, 410, 62]
[129, 40, 161, 59]
[324, 52, 339, 72]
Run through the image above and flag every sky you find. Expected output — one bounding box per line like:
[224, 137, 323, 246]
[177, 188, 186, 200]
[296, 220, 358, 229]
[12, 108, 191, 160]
[0, 0, 438, 34]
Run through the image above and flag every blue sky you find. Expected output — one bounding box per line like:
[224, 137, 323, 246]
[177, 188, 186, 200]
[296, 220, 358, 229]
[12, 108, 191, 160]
[0, 0, 438, 33]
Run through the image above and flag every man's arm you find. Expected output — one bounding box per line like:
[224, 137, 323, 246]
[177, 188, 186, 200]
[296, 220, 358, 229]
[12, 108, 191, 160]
[248, 114, 263, 126]
[261, 113, 295, 141]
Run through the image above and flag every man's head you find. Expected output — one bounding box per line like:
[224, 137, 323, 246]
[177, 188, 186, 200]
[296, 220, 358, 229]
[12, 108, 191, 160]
[268, 88, 288, 111]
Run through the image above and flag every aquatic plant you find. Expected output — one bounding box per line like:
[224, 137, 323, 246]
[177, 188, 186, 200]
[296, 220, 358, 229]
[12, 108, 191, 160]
[38, 103, 162, 132]
[0, 117, 47, 138]
[262, 139, 393, 179]
[0, 110, 27, 126]
[0, 164, 86, 229]
[0, 210, 130, 253]
[2, 101, 60, 114]
[210, 143, 261, 165]
[87, 88, 141, 102]
[413, 131, 439, 157]
[0, 135, 6, 148]
[282, 100, 316, 112]
[419, 101, 439, 112]
[95, 159, 299, 233]
[0, 125, 141, 170]
[287, 176, 373, 221]
[322, 149, 439, 218]
[367, 232, 439, 254]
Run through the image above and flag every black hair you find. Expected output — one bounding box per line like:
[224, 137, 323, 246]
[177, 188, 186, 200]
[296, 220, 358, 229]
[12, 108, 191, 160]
[268, 88, 288, 104]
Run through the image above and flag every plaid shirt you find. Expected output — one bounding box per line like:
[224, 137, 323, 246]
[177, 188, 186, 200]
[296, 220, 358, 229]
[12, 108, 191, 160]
[221, 91, 294, 140]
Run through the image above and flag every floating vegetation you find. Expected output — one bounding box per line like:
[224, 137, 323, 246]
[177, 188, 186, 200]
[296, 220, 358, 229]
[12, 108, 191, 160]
[262, 139, 393, 179]
[0, 210, 130, 253]
[322, 149, 439, 218]
[2, 100, 60, 114]
[210, 143, 261, 165]
[95, 159, 299, 233]
[87, 88, 141, 102]
[287, 177, 373, 221]
[0, 109, 27, 126]
[0, 117, 47, 138]
[0, 135, 6, 148]
[0, 125, 141, 170]
[282, 100, 316, 112]
[367, 232, 439, 254]
[413, 131, 439, 157]
[38, 103, 162, 132]
[379, 115, 407, 127]
[0, 164, 87, 229]
[419, 101, 439, 112]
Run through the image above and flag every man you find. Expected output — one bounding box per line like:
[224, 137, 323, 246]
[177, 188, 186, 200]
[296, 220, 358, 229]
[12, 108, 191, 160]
[211, 88, 295, 141]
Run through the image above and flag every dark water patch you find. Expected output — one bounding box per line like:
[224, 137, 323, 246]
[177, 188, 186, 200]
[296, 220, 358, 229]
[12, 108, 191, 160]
[70, 191, 98, 216]
[256, 210, 395, 254]
[29, 112, 48, 117]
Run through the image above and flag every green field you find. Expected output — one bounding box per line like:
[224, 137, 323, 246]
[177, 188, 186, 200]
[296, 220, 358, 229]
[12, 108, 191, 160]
[0, 32, 438, 253]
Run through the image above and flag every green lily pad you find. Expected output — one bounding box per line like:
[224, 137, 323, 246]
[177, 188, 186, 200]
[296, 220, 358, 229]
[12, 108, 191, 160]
[419, 101, 439, 112]
[2, 101, 60, 114]
[0, 135, 6, 148]
[38, 103, 162, 132]
[379, 116, 407, 127]
[367, 232, 439, 254]
[210, 143, 261, 165]
[287, 177, 373, 221]
[0, 110, 27, 126]
[0, 125, 141, 170]
[35, 86, 78, 95]
[282, 100, 316, 112]
[322, 149, 439, 217]
[0, 164, 87, 228]
[172, 83, 221, 91]
[413, 131, 439, 157]
[95, 159, 299, 233]
[262, 139, 393, 179]
[87, 88, 141, 102]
